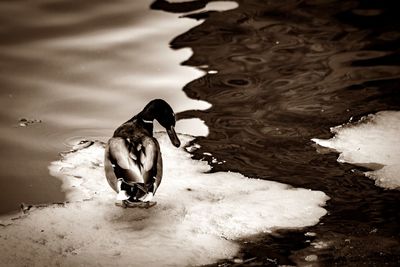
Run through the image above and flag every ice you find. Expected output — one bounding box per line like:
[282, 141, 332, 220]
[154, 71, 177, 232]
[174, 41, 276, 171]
[169, 0, 239, 12]
[175, 118, 209, 137]
[17, 118, 42, 127]
[312, 111, 400, 189]
[0, 134, 328, 267]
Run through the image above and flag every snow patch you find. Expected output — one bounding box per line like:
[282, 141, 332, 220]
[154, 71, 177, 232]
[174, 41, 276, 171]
[0, 134, 328, 267]
[312, 111, 400, 190]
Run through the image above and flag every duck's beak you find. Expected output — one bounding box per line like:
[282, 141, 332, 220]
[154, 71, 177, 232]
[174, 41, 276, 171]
[167, 126, 180, 147]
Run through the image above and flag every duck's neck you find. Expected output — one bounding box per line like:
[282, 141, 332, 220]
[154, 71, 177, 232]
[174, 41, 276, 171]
[137, 109, 155, 122]
[136, 111, 154, 134]
[141, 118, 153, 124]
[126, 102, 160, 134]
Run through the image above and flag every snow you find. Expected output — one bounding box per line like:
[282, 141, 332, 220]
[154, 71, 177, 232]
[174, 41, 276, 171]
[312, 111, 400, 190]
[0, 134, 328, 267]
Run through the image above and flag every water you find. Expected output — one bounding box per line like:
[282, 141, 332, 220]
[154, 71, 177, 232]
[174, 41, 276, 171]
[160, 0, 400, 265]
[1, 0, 400, 266]
[0, 0, 209, 214]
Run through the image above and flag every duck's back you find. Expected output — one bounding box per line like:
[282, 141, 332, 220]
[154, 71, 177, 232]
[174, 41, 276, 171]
[104, 120, 160, 192]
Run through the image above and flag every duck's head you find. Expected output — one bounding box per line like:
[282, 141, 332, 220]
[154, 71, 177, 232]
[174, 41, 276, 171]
[140, 99, 181, 147]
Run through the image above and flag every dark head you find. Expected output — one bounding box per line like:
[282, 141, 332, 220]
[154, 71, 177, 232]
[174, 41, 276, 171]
[139, 99, 180, 147]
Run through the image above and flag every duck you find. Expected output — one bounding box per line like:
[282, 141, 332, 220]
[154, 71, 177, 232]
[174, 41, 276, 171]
[104, 99, 180, 207]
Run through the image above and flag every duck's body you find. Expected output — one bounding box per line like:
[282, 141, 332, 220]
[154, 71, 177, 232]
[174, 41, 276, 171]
[104, 99, 180, 206]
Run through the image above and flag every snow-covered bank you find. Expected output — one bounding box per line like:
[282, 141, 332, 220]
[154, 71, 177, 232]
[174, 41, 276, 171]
[313, 111, 400, 190]
[0, 134, 328, 267]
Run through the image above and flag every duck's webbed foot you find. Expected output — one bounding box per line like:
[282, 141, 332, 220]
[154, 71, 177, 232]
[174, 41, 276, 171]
[114, 178, 157, 208]
[119, 199, 157, 209]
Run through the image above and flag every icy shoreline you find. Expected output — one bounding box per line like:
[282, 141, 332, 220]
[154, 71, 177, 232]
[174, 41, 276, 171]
[0, 134, 328, 267]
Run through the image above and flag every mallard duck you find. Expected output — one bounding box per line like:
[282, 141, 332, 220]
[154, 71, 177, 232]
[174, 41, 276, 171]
[104, 99, 180, 207]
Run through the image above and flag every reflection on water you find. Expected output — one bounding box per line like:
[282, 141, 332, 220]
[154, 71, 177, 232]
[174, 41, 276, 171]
[0, 0, 211, 214]
[158, 0, 400, 265]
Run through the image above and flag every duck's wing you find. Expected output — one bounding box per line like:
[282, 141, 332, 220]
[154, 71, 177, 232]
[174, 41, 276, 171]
[104, 144, 119, 192]
[104, 137, 157, 192]
[145, 139, 162, 194]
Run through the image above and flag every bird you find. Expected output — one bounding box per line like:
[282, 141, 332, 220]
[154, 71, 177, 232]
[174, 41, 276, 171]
[104, 99, 180, 208]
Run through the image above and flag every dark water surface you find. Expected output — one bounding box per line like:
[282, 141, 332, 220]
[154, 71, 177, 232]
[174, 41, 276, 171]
[153, 0, 400, 266]
[1, 0, 400, 266]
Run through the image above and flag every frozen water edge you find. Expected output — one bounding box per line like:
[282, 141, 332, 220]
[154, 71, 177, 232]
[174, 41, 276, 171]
[312, 111, 400, 190]
[0, 134, 328, 267]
